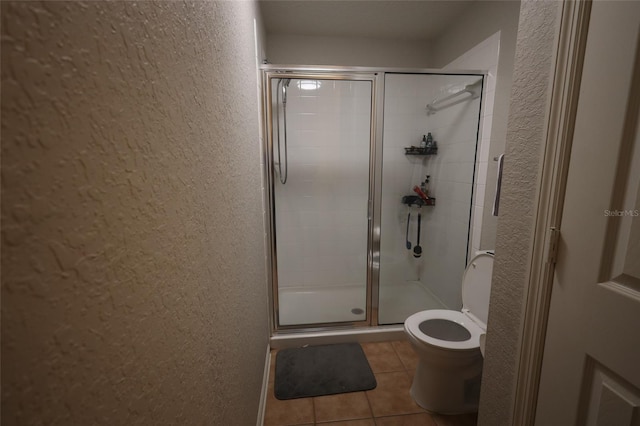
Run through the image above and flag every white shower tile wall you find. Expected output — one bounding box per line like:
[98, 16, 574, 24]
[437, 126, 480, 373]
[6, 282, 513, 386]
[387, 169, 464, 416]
[274, 79, 372, 290]
[380, 73, 481, 312]
[420, 75, 482, 309]
[379, 74, 431, 292]
[445, 32, 501, 257]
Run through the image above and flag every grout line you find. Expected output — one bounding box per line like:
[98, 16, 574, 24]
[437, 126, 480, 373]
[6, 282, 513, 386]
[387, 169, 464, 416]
[363, 351, 377, 422]
[364, 388, 376, 423]
[375, 414, 422, 425]
[389, 340, 409, 372]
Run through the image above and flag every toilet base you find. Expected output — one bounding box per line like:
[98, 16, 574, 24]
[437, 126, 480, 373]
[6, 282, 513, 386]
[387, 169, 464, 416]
[410, 358, 482, 415]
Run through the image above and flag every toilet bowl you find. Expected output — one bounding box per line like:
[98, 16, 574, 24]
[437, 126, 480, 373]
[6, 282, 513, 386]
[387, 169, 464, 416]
[404, 251, 494, 414]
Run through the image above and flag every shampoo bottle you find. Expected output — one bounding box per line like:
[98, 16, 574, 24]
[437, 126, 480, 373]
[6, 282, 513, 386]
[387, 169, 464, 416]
[420, 135, 428, 148]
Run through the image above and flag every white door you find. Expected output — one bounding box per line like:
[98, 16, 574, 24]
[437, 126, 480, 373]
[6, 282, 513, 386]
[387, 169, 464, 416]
[535, 1, 640, 425]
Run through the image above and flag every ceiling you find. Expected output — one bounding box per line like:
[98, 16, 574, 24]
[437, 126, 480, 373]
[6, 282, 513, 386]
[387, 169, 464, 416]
[259, 0, 477, 41]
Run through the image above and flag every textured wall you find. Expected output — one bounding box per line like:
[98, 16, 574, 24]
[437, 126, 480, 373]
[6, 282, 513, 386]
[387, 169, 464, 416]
[266, 34, 432, 68]
[1, 1, 268, 425]
[478, 1, 561, 425]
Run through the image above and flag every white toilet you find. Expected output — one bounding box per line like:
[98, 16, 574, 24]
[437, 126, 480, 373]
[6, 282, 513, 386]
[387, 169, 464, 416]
[404, 251, 494, 414]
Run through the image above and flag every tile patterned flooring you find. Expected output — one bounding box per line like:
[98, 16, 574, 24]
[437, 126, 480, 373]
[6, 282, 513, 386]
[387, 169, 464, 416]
[264, 340, 478, 426]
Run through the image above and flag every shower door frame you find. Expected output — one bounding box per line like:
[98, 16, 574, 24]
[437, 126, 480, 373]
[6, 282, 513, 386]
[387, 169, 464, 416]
[261, 65, 486, 334]
[263, 67, 382, 332]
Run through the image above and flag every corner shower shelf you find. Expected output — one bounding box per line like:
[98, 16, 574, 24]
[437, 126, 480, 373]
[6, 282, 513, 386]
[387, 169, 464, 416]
[404, 146, 437, 156]
[402, 195, 436, 207]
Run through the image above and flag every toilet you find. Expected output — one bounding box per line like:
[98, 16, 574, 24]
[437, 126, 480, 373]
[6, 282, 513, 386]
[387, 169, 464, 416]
[404, 251, 494, 414]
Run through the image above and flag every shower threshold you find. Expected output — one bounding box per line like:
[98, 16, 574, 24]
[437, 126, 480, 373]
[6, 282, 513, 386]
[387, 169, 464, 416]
[270, 325, 406, 350]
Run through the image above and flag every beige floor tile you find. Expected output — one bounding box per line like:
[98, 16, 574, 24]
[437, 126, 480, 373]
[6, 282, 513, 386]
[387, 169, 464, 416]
[269, 348, 278, 383]
[375, 413, 438, 426]
[405, 365, 416, 382]
[314, 391, 372, 423]
[391, 340, 419, 372]
[318, 419, 375, 426]
[360, 342, 405, 373]
[264, 382, 315, 426]
[431, 412, 478, 426]
[365, 371, 424, 418]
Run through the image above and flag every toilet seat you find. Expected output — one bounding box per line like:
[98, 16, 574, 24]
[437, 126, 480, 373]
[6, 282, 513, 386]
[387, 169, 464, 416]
[405, 309, 483, 351]
[404, 252, 493, 351]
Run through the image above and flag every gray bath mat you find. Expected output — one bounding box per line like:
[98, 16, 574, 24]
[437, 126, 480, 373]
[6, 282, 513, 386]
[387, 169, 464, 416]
[274, 342, 377, 400]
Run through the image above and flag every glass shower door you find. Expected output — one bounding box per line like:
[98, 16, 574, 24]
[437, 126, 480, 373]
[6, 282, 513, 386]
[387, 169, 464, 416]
[378, 73, 483, 324]
[269, 76, 373, 327]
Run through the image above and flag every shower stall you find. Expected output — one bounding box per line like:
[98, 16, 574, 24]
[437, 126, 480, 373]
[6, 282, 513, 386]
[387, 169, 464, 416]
[262, 66, 484, 335]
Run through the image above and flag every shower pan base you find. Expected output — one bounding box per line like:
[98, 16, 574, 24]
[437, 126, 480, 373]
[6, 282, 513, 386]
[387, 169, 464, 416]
[278, 285, 366, 326]
[379, 280, 445, 324]
[274, 281, 445, 347]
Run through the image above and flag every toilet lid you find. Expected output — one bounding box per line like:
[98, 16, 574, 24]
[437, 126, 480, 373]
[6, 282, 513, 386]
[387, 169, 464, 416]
[461, 252, 494, 328]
